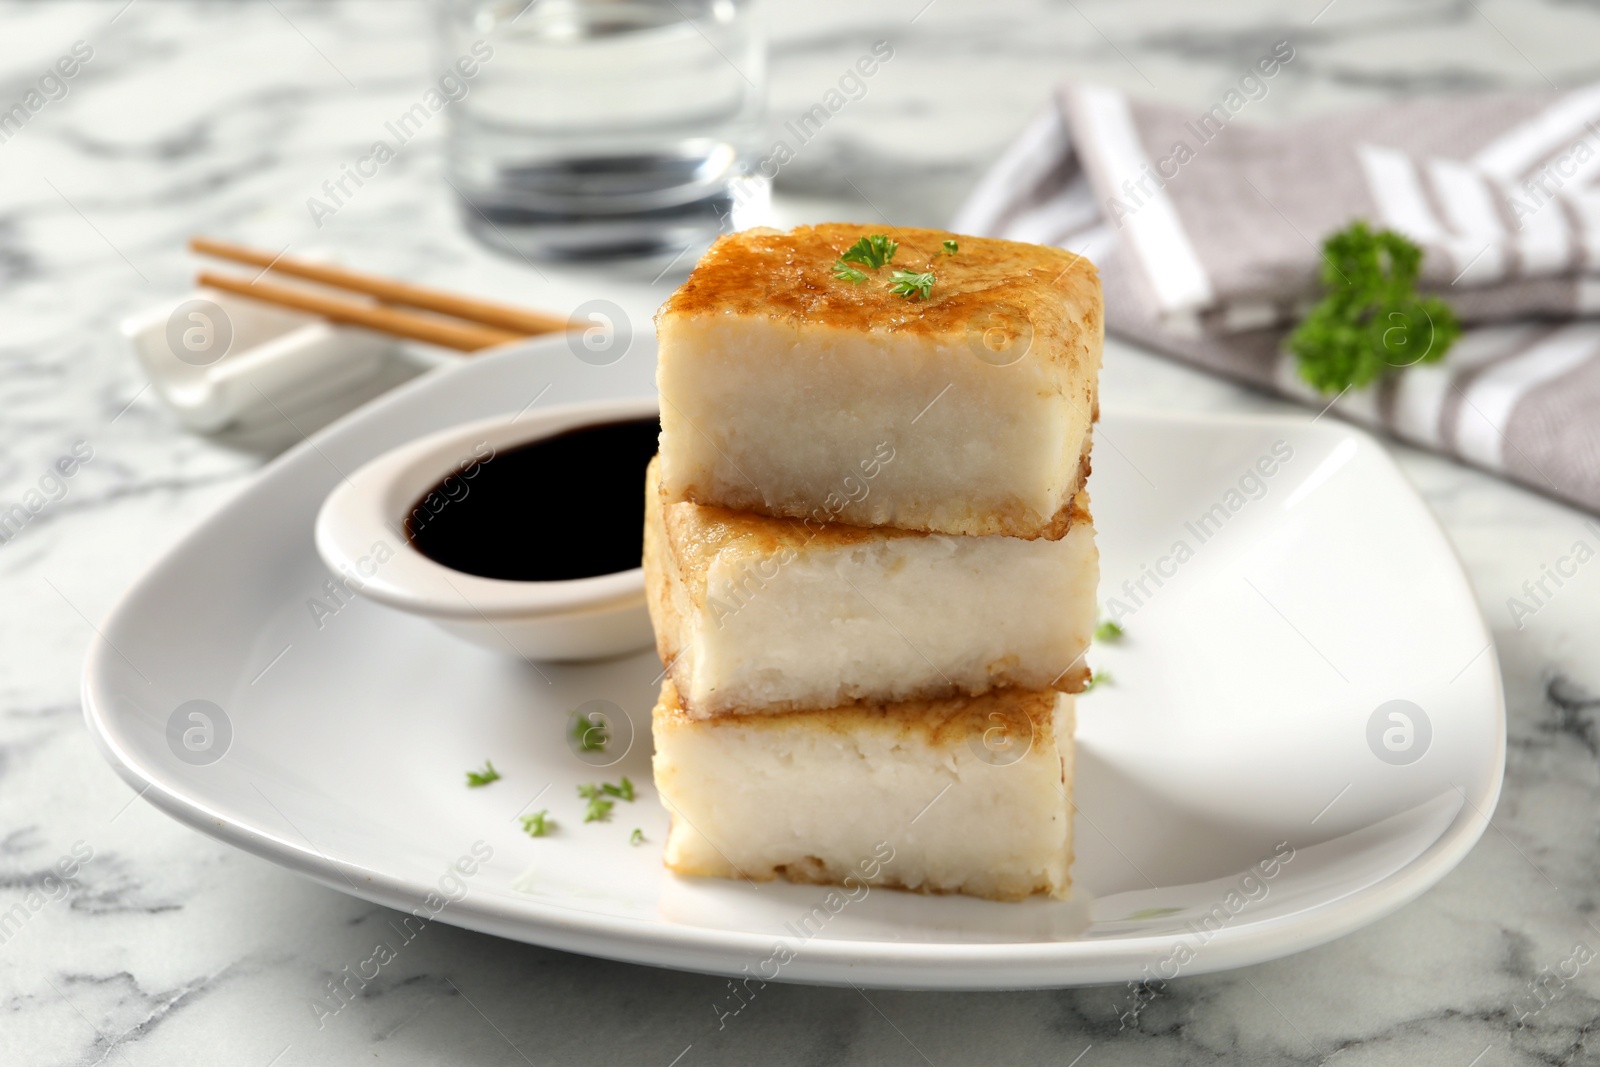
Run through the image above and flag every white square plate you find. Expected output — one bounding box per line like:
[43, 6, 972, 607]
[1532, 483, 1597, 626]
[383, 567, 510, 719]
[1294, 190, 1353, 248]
[82, 336, 1504, 989]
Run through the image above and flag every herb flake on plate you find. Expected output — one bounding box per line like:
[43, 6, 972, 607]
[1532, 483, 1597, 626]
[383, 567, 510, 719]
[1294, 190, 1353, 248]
[465, 760, 500, 787]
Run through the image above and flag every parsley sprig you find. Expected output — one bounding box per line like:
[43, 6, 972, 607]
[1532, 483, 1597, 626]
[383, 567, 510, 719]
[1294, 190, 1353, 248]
[571, 710, 609, 752]
[520, 809, 554, 837]
[889, 269, 936, 300]
[576, 784, 613, 822]
[831, 233, 956, 300]
[465, 760, 500, 787]
[577, 777, 636, 822]
[839, 233, 898, 270]
[1095, 620, 1125, 642]
[1288, 221, 1461, 394]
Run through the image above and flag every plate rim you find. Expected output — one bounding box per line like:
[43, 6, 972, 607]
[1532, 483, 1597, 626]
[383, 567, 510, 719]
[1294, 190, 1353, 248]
[80, 337, 1508, 988]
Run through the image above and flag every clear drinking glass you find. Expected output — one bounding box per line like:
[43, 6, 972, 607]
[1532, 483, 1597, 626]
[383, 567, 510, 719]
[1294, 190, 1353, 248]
[440, 0, 767, 263]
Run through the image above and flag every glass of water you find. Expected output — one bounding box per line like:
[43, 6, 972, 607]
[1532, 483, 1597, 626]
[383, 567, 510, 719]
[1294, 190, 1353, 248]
[440, 0, 767, 263]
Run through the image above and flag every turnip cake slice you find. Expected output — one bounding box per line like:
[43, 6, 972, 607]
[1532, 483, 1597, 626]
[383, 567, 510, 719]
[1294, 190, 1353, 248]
[643, 457, 1098, 716]
[655, 223, 1102, 540]
[650, 680, 1076, 901]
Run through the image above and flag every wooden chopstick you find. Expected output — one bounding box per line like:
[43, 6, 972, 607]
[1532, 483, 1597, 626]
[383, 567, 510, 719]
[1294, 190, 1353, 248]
[197, 270, 525, 352]
[189, 236, 569, 336]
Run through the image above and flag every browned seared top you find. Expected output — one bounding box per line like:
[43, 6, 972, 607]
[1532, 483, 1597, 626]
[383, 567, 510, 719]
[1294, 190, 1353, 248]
[653, 678, 1067, 751]
[657, 223, 1100, 338]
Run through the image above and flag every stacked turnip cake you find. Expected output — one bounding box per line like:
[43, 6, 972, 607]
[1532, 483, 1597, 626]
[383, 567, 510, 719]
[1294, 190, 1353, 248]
[645, 223, 1102, 901]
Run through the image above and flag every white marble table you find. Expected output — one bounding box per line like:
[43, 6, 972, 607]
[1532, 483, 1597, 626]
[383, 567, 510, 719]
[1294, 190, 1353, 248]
[4, 1, 1600, 1064]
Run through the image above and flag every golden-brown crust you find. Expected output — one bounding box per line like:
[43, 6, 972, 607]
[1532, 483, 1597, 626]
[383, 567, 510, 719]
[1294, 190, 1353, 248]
[652, 677, 1062, 752]
[1024, 449, 1093, 541]
[662, 847, 1053, 901]
[1054, 664, 1093, 694]
[657, 223, 1101, 352]
[659, 459, 1096, 596]
[664, 496, 926, 600]
[765, 862, 1047, 902]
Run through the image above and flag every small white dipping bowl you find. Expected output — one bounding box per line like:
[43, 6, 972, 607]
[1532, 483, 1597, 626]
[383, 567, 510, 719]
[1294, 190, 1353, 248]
[314, 396, 659, 661]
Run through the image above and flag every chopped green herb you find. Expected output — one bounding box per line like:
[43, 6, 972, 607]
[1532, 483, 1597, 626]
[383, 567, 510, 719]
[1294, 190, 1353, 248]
[832, 260, 869, 284]
[520, 809, 554, 837]
[1095, 620, 1125, 642]
[838, 233, 898, 271]
[1084, 670, 1111, 692]
[571, 709, 609, 752]
[1288, 220, 1461, 394]
[630, 828, 646, 846]
[600, 776, 636, 802]
[889, 270, 936, 300]
[465, 760, 500, 787]
[941, 239, 958, 256]
[577, 784, 615, 823]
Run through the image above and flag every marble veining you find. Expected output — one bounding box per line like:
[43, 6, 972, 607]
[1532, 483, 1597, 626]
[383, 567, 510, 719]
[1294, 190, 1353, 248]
[3, 0, 1600, 1064]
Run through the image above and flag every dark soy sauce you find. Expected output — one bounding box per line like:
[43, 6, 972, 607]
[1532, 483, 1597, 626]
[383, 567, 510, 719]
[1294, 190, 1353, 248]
[407, 417, 660, 582]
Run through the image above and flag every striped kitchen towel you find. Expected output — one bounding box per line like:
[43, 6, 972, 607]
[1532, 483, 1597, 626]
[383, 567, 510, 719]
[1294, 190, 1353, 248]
[954, 83, 1600, 514]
